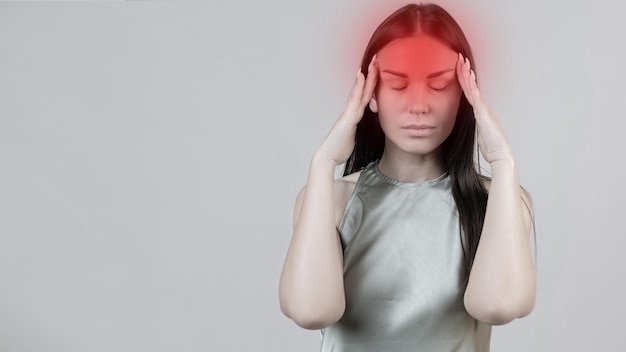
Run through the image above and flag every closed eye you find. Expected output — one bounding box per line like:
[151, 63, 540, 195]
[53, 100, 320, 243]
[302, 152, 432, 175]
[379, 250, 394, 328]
[383, 79, 408, 91]
[429, 79, 453, 91]
[391, 85, 408, 91]
[429, 84, 449, 91]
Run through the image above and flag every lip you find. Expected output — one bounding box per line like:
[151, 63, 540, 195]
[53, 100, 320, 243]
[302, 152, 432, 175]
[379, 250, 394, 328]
[402, 124, 435, 136]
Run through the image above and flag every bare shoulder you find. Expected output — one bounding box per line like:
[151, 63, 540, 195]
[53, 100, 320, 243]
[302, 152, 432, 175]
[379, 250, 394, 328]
[293, 170, 364, 230]
[479, 175, 492, 191]
[333, 171, 363, 228]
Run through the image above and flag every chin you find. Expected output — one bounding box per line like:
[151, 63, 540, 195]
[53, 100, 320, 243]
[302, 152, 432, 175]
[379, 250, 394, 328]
[394, 140, 443, 157]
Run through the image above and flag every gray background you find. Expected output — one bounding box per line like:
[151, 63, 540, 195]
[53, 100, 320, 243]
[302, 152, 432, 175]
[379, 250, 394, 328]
[0, 1, 623, 351]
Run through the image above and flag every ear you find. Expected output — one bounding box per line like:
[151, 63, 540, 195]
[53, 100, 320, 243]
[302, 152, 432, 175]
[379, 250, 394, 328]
[369, 93, 378, 113]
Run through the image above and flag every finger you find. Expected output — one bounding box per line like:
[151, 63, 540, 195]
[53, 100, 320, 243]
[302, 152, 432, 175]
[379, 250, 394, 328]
[464, 66, 489, 124]
[460, 55, 480, 106]
[463, 58, 474, 103]
[456, 53, 465, 89]
[468, 69, 481, 102]
[345, 68, 365, 113]
[456, 53, 472, 104]
[360, 54, 378, 109]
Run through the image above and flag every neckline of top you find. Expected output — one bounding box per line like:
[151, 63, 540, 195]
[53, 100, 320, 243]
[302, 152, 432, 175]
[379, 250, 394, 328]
[370, 159, 449, 187]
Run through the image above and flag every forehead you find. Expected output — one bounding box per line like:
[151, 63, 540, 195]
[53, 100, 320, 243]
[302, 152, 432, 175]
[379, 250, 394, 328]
[377, 35, 457, 74]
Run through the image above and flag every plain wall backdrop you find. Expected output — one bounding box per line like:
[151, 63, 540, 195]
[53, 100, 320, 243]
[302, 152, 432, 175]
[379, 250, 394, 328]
[1, 1, 624, 351]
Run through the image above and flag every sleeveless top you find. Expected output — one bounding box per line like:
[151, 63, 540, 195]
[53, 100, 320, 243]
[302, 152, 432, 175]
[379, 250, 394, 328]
[319, 160, 491, 352]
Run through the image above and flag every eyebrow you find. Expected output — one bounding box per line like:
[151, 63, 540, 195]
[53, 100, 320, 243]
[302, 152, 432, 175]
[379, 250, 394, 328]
[381, 68, 455, 79]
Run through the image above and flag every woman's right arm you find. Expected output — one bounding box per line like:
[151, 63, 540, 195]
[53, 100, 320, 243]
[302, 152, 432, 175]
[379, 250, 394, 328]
[279, 156, 344, 330]
[278, 56, 378, 330]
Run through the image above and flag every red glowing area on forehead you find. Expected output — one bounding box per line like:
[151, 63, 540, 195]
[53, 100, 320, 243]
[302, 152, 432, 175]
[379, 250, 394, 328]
[376, 34, 459, 79]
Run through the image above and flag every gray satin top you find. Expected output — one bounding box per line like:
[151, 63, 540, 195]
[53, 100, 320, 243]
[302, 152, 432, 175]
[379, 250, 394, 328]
[320, 160, 491, 352]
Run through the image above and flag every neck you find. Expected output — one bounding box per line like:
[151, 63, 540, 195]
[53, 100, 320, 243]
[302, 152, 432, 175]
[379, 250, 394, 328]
[377, 144, 445, 183]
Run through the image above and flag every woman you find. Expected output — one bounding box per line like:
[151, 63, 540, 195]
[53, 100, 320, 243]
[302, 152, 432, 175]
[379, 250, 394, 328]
[279, 3, 536, 351]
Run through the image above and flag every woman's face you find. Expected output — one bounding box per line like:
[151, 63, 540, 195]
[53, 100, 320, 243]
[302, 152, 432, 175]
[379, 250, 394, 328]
[371, 34, 462, 156]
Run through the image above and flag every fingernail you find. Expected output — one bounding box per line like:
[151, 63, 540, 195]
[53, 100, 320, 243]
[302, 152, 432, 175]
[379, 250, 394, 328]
[367, 56, 375, 71]
[357, 68, 362, 77]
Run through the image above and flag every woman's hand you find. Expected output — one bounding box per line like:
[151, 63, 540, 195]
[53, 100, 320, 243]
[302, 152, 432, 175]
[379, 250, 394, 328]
[456, 53, 514, 165]
[314, 55, 379, 167]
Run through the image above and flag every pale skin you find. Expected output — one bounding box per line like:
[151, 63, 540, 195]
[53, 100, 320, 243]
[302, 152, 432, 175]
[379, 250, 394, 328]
[279, 34, 536, 329]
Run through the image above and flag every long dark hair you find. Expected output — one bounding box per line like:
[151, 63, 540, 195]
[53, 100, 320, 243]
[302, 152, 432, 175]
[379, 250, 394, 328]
[343, 3, 492, 284]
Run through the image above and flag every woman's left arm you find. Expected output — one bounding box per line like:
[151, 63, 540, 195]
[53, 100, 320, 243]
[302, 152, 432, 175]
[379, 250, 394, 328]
[456, 53, 536, 325]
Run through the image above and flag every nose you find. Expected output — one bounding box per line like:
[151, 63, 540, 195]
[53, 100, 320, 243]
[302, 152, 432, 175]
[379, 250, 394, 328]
[409, 83, 428, 115]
